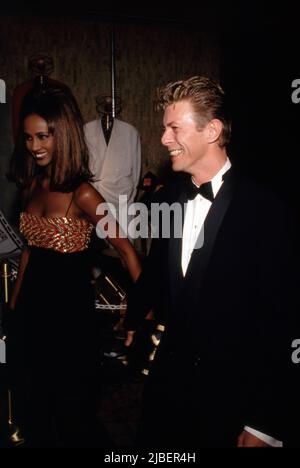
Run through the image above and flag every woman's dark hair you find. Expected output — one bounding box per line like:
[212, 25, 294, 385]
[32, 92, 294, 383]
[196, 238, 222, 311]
[9, 85, 93, 192]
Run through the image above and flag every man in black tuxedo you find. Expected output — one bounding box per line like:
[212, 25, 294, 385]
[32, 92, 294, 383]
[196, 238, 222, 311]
[125, 76, 298, 448]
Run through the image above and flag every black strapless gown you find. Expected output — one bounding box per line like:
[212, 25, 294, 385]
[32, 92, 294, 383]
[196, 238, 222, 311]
[7, 247, 110, 447]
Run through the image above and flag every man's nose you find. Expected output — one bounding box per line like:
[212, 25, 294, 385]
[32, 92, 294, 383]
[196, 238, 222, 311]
[161, 128, 173, 146]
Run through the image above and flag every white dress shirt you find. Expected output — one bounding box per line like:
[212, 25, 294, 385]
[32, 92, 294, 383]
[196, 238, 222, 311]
[181, 158, 282, 447]
[182, 158, 231, 275]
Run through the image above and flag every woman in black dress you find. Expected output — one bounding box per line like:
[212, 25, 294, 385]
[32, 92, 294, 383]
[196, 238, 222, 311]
[7, 85, 141, 447]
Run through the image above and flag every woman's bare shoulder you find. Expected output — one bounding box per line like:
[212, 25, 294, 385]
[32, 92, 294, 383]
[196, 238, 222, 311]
[75, 182, 105, 204]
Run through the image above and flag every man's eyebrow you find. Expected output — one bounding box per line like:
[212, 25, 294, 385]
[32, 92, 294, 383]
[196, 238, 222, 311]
[163, 120, 177, 128]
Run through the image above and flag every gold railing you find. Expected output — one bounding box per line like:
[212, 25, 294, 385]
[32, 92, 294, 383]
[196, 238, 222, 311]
[0, 261, 25, 447]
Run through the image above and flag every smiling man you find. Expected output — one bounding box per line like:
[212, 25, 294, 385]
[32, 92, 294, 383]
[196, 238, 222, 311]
[125, 76, 298, 448]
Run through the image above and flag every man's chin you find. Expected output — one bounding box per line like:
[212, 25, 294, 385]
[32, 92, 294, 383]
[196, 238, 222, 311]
[171, 162, 182, 172]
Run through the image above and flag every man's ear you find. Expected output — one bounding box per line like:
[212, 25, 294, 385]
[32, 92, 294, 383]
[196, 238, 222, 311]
[205, 119, 223, 144]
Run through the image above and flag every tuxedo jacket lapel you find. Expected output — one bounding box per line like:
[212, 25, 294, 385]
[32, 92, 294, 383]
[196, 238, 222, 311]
[167, 171, 235, 317]
[168, 191, 186, 308]
[185, 170, 235, 284]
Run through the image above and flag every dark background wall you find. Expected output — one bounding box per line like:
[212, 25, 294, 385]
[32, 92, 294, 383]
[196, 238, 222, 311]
[0, 10, 219, 222]
[220, 8, 300, 209]
[1, 4, 300, 222]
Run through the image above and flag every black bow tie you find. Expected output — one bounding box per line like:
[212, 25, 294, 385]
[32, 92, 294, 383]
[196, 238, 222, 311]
[185, 178, 214, 202]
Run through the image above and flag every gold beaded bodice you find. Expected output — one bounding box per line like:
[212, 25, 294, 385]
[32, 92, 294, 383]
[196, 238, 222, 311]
[20, 212, 93, 254]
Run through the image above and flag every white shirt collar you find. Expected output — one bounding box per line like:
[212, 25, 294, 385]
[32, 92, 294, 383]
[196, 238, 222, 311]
[192, 158, 231, 198]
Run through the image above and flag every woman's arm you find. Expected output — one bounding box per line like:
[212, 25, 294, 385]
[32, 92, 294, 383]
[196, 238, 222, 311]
[106, 235, 141, 282]
[9, 246, 30, 310]
[75, 183, 142, 282]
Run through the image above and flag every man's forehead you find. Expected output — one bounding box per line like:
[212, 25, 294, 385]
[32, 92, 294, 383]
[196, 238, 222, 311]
[163, 100, 195, 125]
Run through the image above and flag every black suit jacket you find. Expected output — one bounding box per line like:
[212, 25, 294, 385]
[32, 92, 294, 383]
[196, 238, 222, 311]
[126, 170, 298, 447]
